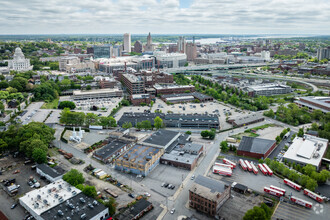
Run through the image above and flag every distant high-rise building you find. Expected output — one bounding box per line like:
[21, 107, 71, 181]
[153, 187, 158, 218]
[261, 51, 271, 61]
[185, 42, 197, 61]
[74, 48, 82, 54]
[134, 41, 143, 53]
[177, 36, 186, 53]
[168, 44, 178, 53]
[123, 33, 131, 53]
[94, 45, 112, 59]
[145, 32, 153, 51]
[317, 47, 330, 60]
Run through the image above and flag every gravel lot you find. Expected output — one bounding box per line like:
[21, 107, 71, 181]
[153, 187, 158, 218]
[257, 126, 283, 140]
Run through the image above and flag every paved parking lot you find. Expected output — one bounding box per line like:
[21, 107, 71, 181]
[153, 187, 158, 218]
[208, 156, 330, 220]
[272, 201, 315, 220]
[140, 164, 190, 197]
[218, 191, 264, 220]
[20, 102, 44, 124]
[0, 155, 48, 220]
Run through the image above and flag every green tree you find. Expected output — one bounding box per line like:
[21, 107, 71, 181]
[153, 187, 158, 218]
[297, 128, 304, 137]
[32, 148, 48, 164]
[305, 178, 318, 191]
[82, 185, 97, 197]
[63, 169, 85, 186]
[303, 164, 316, 176]
[243, 206, 267, 220]
[58, 101, 76, 109]
[201, 130, 209, 139]
[260, 203, 272, 220]
[220, 141, 229, 153]
[103, 197, 117, 216]
[9, 77, 28, 92]
[154, 116, 164, 129]
[86, 85, 92, 90]
[0, 139, 8, 152]
[185, 131, 192, 135]
[122, 122, 132, 129]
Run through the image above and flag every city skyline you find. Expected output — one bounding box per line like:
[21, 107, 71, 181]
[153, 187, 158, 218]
[1, 0, 330, 35]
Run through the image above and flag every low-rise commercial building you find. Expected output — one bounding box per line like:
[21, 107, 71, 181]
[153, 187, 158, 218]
[36, 164, 65, 183]
[19, 179, 109, 220]
[116, 199, 153, 220]
[115, 144, 164, 176]
[142, 129, 182, 150]
[161, 92, 213, 103]
[72, 88, 123, 100]
[295, 96, 330, 113]
[189, 175, 230, 217]
[227, 113, 264, 127]
[160, 143, 204, 170]
[153, 84, 195, 95]
[93, 138, 133, 163]
[246, 83, 292, 97]
[237, 136, 277, 159]
[283, 135, 328, 170]
[130, 94, 154, 106]
[118, 112, 220, 129]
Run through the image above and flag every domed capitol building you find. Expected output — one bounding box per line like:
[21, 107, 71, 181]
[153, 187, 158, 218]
[8, 47, 33, 71]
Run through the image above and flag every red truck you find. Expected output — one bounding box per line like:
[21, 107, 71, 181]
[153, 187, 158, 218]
[239, 159, 247, 171]
[303, 189, 324, 203]
[213, 165, 232, 176]
[263, 163, 273, 176]
[215, 162, 233, 170]
[290, 196, 312, 208]
[244, 160, 253, 172]
[258, 164, 268, 175]
[250, 163, 258, 175]
[264, 187, 283, 197]
[270, 185, 286, 195]
[284, 178, 301, 191]
[223, 158, 236, 168]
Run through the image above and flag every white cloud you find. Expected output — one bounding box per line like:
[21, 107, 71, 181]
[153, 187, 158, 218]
[0, 0, 329, 34]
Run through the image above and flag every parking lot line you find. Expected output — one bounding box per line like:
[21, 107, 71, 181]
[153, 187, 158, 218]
[277, 202, 313, 214]
[274, 207, 311, 220]
[273, 203, 312, 220]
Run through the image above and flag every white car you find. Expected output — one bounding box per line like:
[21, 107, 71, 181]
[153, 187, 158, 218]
[144, 192, 151, 197]
[170, 208, 175, 214]
[191, 175, 195, 180]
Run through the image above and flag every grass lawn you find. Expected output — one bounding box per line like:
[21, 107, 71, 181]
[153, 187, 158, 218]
[231, 132, 259, 140]
[245, 124, 275, 132]
[41, 98, 59, 109]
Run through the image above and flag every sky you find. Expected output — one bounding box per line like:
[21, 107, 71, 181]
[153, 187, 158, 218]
[1, 0, 330, 35]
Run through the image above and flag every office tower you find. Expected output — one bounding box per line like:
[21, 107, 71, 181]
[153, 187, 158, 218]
[177, 36, 186, 53]
[123, 33, 131, 53]
[185, 42, 197, 61]
[134, 41, 143, 53]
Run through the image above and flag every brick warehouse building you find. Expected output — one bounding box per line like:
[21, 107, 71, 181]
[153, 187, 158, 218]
[189, 175, 230, 217]
[237, 136, 277, 159]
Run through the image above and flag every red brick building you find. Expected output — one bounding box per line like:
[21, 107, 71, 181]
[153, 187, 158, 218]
[153, 84, 195, 95]
[130, 94, 154, 106]
[189, 175, 230, 217]
[237, 136, 277, 159]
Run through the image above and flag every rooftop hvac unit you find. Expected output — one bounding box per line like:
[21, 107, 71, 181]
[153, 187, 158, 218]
[313, 152, 320, 158]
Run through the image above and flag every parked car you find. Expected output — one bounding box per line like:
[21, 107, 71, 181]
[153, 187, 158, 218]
[128, 193, 135, 198]
[191, 175, 195, 180]
[161, 182, 165, 187]
[164, 183, 169, 187]
[170, 208, 175, 214]
[11, 203, 17, 209]
[167, 184, 173, 189]
[170, 185, 175, 190]
[144, 192, 151, 197]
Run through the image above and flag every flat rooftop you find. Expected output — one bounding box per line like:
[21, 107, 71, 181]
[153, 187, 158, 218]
[229, 113, 264, 126]
[117, 144, 161, 166]
[36, 164, 65, 178]
[123, 73, 144, 83]
[73, 88, 122, 95]
[94, 139, 131, 160]
[248, 83, 291, 91]
[40, 193, 107, 220]
[153, 84, 194, 90]
[19, 179, 81, 216]
[142, 129, 181, 149]
[283, 135, 328, 167]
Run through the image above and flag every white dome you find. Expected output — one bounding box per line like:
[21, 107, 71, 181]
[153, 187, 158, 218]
[14, 47, 25, 60]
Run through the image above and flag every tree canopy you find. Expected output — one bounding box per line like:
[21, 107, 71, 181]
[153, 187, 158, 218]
[58, 101, 76, 109]
[63, 169, 85, 186]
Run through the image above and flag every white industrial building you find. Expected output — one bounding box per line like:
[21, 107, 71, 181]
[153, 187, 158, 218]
[36, 164, 65, 182]
[8, 47, 33, 71]
[19, 179, 109, 220]
[153, 51, 187, 68]
[283, 135, 329, 170]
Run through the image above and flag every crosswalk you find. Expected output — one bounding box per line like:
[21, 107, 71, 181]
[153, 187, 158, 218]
[272, 202, 313, 220]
